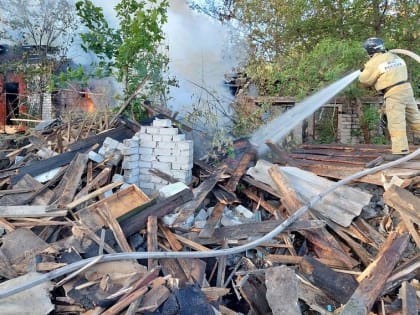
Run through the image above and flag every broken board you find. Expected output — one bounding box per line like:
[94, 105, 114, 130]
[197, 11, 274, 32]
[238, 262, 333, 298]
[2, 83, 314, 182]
[77, 184, 152, 231]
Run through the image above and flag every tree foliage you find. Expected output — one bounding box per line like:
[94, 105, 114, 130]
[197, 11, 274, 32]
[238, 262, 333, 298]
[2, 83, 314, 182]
[192, 0, 419, 97]
[75, 0, 175, 120]
[0, 0, 77, 56]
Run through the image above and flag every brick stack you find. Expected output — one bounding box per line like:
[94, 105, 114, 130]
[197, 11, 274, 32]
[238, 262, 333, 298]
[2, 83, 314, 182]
[122, 118, 193, 195]
[98, 137, 125, 166]
[338, 113, 361, 144]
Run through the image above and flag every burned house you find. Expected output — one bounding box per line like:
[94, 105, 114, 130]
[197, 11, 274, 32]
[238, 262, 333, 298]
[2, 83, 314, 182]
[0, 44, 28, 130]
[0, 44, 74, 131]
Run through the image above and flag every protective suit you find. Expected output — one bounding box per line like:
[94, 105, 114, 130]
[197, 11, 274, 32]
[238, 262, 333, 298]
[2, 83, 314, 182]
[359, 51, 420, 154]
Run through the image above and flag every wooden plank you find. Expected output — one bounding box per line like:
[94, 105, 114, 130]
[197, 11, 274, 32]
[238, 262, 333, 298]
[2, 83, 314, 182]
[383, 184, 420, 226]
[299, 256, 358, 305]
[199, 202, 225, 238]
[398, 212, 420, 249]
[266, 254, 351, 269]
[0, 217, 16, 232]
[333, 226, 373, 268]
[237, 274, 271, 314]
[293, 162, 383, 185]
[352, 217, 385, 249]
[97, 203, 132, 253]
[1, 174, 52, 206]
[0, 188, 34, 196]
[0, 205, 67, 218]
[76, 184, 153, 232]
[17, 166, 68, 205]
[103, 287, 147, 315]
[202, 287, 230, 302]
[242, 175, 281, 198]
[265, 266, 300, 315]
[383, 254, 420, 294]
[160, 259, 188, 285]
[241, 188, 279, 215]
[66, 181, 124, 210]
[158, 222, 199, 284]
[266, 140, 299, 166]
[120, 188, 193, 237]
[383, 168, 420, 178]
[216, 241, 228, 287]
[173, 234, 210, 252]
[158, 223, 183, 251]
[147, 216, 158, 270]
[340, 232, 410, 315]
[400, 281, 417, 315]
[225, 147, 255, 191]
[73, 167, 111, 199]
[298, 278, 340, 313]
[138, 284, 170, 312]
[265, 255, 303, 265]
[148, 168, 177, 184]
[290, 153, 369, 165]
[49, 153, 88, 207]
[172, 166, 226, 227]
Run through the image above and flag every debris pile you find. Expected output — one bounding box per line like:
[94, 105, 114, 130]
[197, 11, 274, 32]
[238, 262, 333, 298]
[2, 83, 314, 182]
[0, 116, 419, 315]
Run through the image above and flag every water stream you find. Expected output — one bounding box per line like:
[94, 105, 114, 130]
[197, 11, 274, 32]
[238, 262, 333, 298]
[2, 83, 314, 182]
[250, 70, 361, 156]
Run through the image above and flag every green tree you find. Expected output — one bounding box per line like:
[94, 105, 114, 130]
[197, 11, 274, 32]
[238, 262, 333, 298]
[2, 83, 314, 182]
[193, 0, 418, 94]
[75, 0, 175, 121]
[0, 0, 78, 116]
[192, 0, 419, 139]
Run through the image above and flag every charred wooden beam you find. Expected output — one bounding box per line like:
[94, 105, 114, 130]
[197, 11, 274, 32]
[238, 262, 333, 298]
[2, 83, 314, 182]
[265, 140, 298, 167]
[148, 168, 178, 184]
[340, 232, 410, 315]
[299, 256, 358, 305]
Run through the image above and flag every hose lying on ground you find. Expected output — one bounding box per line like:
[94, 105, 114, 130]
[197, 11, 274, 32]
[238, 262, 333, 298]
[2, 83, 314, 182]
[1, 148, 419, 299]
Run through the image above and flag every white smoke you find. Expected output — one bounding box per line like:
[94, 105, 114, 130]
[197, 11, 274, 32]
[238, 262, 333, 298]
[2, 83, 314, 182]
[69, 0, 241, 119]
[164, 0, 237, 116]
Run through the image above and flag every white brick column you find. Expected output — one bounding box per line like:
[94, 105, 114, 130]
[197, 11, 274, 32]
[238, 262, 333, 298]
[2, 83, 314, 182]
[121, 118, 194, 195]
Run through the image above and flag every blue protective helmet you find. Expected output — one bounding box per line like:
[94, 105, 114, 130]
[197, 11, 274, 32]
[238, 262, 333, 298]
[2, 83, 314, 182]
[363, 38, 386, 56]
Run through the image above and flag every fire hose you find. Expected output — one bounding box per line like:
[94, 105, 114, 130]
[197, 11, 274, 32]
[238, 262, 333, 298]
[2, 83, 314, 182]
[390, 49, 420, 63]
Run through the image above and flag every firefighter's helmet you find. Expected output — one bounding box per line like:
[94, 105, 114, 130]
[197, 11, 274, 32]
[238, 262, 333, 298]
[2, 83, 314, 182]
[363, 38, 386, 56]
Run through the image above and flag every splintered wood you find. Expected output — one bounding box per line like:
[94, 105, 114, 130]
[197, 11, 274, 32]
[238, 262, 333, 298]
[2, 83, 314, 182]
[0, 122, 419, 315]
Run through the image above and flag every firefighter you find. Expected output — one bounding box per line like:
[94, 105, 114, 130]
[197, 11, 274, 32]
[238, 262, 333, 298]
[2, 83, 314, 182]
[359, 37, 420, 157]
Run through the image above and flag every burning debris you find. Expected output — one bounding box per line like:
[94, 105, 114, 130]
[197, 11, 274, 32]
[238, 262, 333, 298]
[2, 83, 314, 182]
[0, 114, 419, 314]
